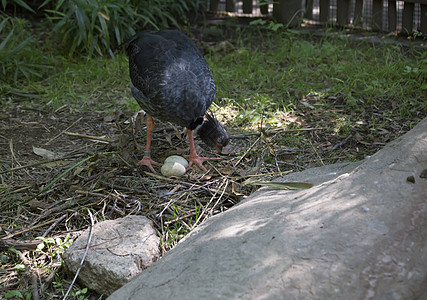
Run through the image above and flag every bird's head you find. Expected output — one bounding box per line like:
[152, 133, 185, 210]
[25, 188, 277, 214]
[197, 112, 229, 153]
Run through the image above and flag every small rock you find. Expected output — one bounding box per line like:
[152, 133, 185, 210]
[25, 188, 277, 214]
[164, 155, 188, 168]
[406, 175, 415, 183]
[63, 215, 160, 296]
[161, 161, 186, 177]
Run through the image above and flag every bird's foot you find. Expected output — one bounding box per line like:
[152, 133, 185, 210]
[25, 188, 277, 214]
[184, 155, 221, 172]
[136, 154, 162, 173]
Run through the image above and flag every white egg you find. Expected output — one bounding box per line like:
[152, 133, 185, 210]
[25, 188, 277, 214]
[164, 155, 189, 168]
[161, 161, 186, 177]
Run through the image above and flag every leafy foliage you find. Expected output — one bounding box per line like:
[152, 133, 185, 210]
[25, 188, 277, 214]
[45, 0, 138, 58]
[43, 0, 207, 58]
[0, 16, 52, 84]
[1, 0, 36, 14]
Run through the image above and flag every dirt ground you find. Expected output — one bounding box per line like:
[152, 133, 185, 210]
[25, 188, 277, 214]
[0, 97, 415, 236]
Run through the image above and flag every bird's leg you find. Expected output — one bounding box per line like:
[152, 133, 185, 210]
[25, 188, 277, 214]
[136, 115, 162, 173]
[184, 129, 221, 172]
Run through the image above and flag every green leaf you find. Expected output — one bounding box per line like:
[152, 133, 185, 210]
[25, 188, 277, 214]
[0, 17, 9, 33]
[37, 243, 45, 251]
[11, 0, 36, 13]
[5, 290, 24, 299]
[5, 37, 33, 58]
[75, 7, 88, 41]
[8, 247, 18, 255]
[0, 29, 14, 52]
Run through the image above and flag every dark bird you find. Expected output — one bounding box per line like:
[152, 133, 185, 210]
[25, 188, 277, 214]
[125, 30, 229, 173]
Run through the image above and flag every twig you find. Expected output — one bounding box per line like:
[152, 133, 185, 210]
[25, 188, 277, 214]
[100, 180, 150, 195]
[17, 251, 40, 300]
[193, 178, 227, 228]
[327, 134, 353, 152]
[0, 153, 87, 175]
[64, 131, 114, 143]
[143, 171, 236, 198]
[229, 127, 324, 139]
[75, 190, 124, 201]
[9, 139, 31, 177]
[42, 214, 67, 238]
[298, 134, 353, 160]
[310, 139, 324, 166]
[0, 238, 40, 250]
[13, 154, 97, 209]
[207, 179, 229, 220]
[233, 136, 260, 168]
[45, 117, 83, 145]
[3, 219, 57, 239]
[63, 209, 94, 300]
[115, 153, 134, 168]
[32, 271, 40, 300]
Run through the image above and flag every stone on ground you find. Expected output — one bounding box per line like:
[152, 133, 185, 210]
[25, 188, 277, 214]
[63, 215, 160, 296]
[108, 118, 426, 299]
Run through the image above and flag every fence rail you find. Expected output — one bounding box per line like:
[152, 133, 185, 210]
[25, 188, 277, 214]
[207, 0, 426, 34]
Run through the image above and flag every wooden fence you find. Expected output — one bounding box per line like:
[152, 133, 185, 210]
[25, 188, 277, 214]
[208, 0, 427, 34]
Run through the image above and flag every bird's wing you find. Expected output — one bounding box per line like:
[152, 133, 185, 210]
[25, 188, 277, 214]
[126, 30, 216, 128]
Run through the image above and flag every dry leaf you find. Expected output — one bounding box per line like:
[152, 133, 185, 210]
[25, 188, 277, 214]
[32, 146, 60, 160]
[243, 178, 313, 190]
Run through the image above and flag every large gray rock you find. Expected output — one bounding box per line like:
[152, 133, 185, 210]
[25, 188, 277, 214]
[63, 215, 160, 296]
[109, 118, 427, 299]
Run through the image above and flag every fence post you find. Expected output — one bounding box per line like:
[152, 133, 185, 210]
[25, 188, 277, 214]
[337, 0, 351, 26]
[210, 0, 219, 11]
[353, 0, 364, 26]
[422, 4, 427, 33]
[402, 2, 414, 33]
[260, 1, 269, 15]
[305, 0, 314, 19]
[273, 0, 303, 27]
[388, 0, 397, 31]
[372, 0, 383, 30]
[319, 0, 330, 22]
[226, 0, 236, 12]
[243, 0, 253, 13]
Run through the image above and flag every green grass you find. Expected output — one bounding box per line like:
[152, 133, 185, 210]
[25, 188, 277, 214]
[207, 29, 425, 126]
[3, 24, 425, 126]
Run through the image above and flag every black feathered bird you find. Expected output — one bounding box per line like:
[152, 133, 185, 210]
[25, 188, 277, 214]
[125, 30, 229, 172]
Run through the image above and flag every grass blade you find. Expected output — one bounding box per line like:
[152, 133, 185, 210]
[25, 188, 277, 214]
[12, 154, 97, 208]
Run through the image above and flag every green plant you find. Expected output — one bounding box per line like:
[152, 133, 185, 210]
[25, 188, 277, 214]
[160, 203, 192, 250]
[0, 16, 52, 84]
[4, 290, 32, 299]
[249, 19, 284, 31]
[1, 0, 36, 14]
[43, 0, 207, 58]
[45, 0, 141, 58]
[36, 234, 74, 259]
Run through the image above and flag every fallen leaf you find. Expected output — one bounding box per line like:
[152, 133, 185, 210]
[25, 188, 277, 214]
[243, 179, 313, 190]
[32, 146, 60, 160]
[220, 165, 235, 175]
[38, 160, 70, 167]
